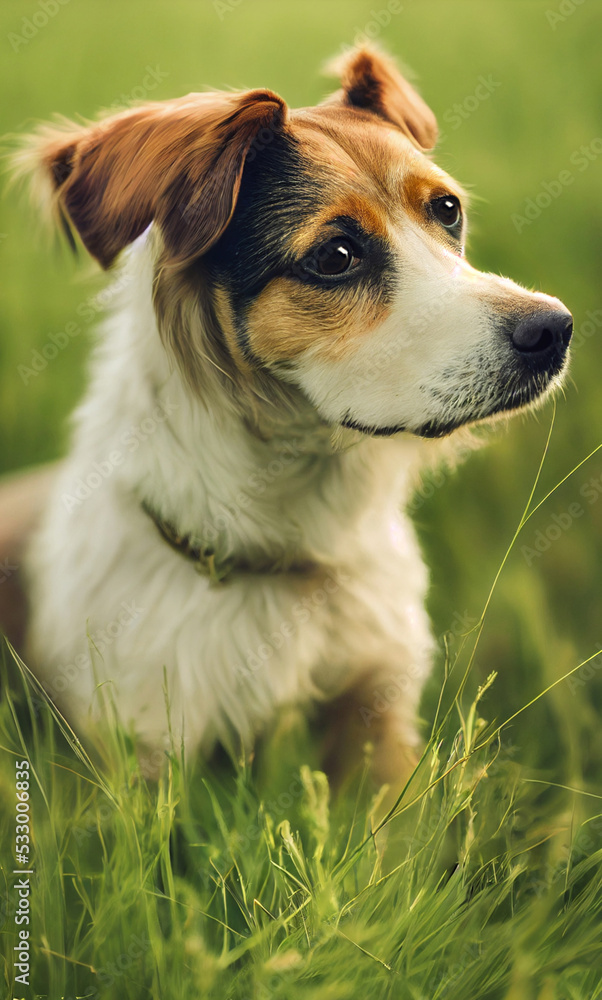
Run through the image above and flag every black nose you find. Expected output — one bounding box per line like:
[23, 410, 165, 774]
[511, 309, 573, 356]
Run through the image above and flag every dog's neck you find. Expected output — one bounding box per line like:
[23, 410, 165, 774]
[136, 379, 424, 571]
[76, 234, 432, 573]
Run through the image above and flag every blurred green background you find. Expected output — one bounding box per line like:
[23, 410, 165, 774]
[0, 0, 601, 789]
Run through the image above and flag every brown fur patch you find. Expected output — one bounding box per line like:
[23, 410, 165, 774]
[153, 260, 244, 396]
[244, 276, 392, 366]
[27, 90, 287, 269]
[321, 673, 420, 789]
[212, 284, 255, 374]
[291, 109, 459, 210]
[325, 44, 438, 150]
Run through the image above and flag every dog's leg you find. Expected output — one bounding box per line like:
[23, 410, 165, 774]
[0, 464, 58, 650]
[321, 672, 420, 792]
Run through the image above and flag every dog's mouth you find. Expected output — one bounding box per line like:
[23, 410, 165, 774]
[341, 340, 571, 441]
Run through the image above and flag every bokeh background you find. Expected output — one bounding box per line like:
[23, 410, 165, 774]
[1, 0, 601, 791]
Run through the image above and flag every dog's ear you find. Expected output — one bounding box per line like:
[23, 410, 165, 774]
[325, 44, 437, 150]
[16, 90, 287, 269]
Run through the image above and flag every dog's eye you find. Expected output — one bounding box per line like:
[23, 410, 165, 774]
[317, 241, 355, 275]
[303, 239, 360, 278]
[430, 195, 462, 230]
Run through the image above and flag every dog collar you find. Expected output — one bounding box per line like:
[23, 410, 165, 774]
[142, 500, 318, 584]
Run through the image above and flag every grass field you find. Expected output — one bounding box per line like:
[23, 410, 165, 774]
[1, 1, 602, 997]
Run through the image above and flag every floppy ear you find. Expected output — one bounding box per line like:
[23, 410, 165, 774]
[325, 44, 437, 150]
[16, 89, 287, 269]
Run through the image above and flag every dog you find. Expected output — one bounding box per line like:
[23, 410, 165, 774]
[5, 44, 572, 785]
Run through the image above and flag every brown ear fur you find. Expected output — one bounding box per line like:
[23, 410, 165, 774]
[326, 44, 437, 150]
[19, 90, 287, 269]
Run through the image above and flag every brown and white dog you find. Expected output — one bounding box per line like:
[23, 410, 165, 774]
[5, 45, 572, 784]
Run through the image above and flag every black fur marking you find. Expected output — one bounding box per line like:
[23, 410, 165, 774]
[341, 416, 408, 437]
[342, 415, 460, 438]
[203, 129, 396, 362]
[204, 132, 313, 291]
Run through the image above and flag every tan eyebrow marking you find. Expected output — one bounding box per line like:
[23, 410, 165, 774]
[288, 192, 390, 257]
[401, 170, 464, 216]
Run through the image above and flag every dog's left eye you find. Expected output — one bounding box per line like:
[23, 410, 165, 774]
[302, 239, 361, 278]
[430, 195, 462, 230]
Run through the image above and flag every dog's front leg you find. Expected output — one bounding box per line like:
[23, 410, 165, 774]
[321, 670, 422, 791]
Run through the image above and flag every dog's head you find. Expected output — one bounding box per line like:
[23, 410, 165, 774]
[20, 45, 572, 438]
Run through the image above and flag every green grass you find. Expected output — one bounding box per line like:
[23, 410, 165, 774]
[1, 1, 602, 996]
[2, 543, 602, 998]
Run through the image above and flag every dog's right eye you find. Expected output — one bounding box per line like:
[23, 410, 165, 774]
[430, 195, 462, 231]
[301, 238, 361, 279]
